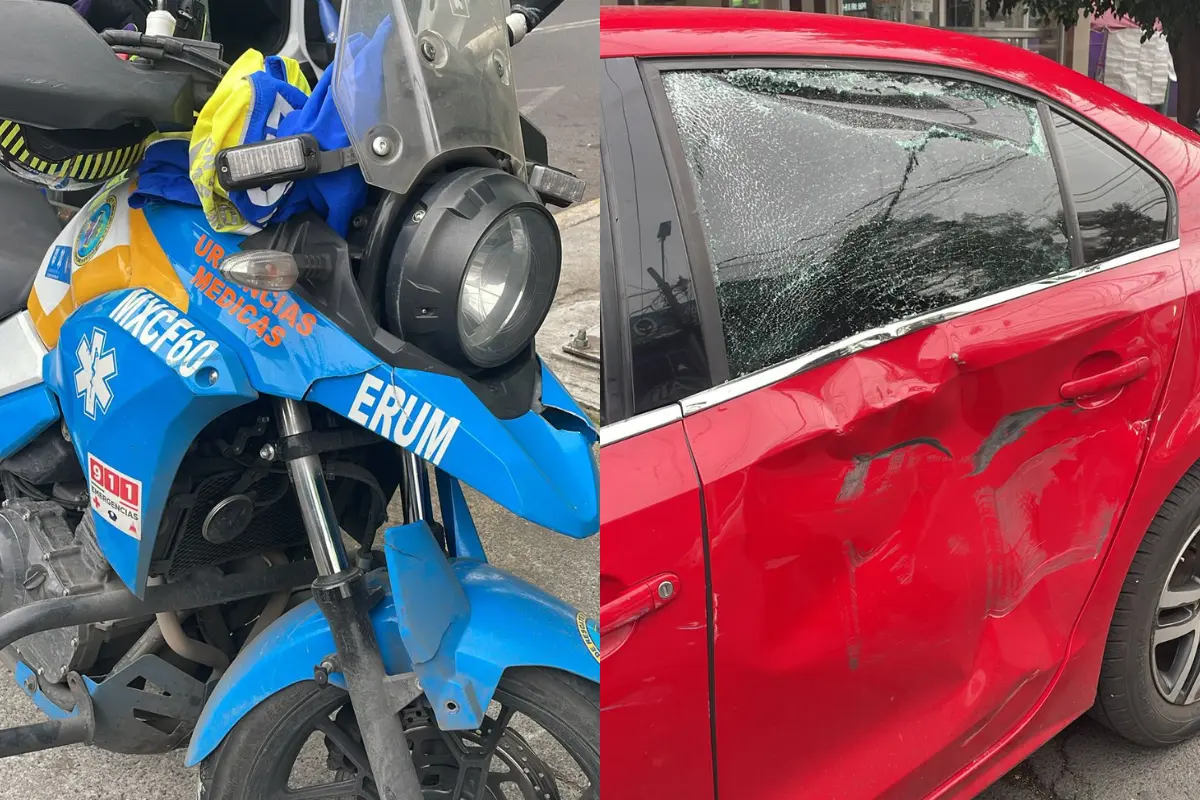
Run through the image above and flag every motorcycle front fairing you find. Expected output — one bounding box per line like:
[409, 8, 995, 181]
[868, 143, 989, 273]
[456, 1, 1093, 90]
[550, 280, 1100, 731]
[145, 201, 599, 539]
[306, 363, 598, 537]
[17, 183, 594, 599]
[147, 198, 598, 760]
[19, 183, 598, 746]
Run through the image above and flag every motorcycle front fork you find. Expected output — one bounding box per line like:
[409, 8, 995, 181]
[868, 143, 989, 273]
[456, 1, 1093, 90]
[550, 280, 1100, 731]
[276, 398, 426, 800]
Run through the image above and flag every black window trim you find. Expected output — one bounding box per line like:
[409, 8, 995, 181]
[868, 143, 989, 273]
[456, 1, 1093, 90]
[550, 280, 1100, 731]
[598, 57, 646, 429]
[599, 56, 721, 441]
[636, 59, 733, 390]
[1039, 101, 1086, 268]
[598, 180, 624, 427]
[638, 55, 1181, 417]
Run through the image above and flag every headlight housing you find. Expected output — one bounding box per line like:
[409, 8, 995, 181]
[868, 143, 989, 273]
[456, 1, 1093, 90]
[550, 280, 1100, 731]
[385, 167, 561, 370]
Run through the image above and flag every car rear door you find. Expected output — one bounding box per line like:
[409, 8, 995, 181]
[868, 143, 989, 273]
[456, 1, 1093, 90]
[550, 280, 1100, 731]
[598, 57, 722, 800]
[643, 60, 1185, 799]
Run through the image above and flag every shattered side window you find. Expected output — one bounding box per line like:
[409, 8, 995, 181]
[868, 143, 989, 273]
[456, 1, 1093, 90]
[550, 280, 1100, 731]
[661, 68, 1072, 379]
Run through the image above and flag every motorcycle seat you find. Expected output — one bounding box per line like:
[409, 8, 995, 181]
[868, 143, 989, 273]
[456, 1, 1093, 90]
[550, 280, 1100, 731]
[0, 171, 63, 321]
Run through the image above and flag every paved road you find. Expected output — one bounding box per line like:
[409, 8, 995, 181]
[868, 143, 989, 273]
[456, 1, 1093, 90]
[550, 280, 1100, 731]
[511, 0, 600, 202]
[980, 716, 1200, 800]
[538, 203, 601, 411]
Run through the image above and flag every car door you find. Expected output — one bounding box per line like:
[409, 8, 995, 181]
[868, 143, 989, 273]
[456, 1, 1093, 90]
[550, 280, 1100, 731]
[598, 57, 722, 800]
[642, 60, 1185, 799]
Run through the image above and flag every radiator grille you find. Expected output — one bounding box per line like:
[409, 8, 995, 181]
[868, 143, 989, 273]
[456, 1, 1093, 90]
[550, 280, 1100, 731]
[162, 472, 307, 579]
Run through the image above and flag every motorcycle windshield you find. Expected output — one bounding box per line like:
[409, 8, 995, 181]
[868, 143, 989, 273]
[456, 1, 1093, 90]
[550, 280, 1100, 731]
[332, 0, 524, 195]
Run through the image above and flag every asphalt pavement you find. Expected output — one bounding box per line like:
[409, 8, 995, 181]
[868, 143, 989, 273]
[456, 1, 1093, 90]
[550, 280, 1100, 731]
[538, 200, 601, 411]
[511, 0, 600, 202]
[980, 716, 1200, 800]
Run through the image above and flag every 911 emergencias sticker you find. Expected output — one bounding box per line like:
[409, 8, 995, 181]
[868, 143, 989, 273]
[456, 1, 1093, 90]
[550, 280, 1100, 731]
[88, 454, 142, 540]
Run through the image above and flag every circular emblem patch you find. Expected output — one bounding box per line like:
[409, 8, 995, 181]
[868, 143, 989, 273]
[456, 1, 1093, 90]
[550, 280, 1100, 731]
[74, 195, 117, 266]
[576, 613, 600, 661]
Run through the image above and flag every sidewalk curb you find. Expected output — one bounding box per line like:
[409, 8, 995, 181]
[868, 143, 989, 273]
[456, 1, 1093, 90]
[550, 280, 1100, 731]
[553, 198, 601, 231]
[540, 202, 600, 413]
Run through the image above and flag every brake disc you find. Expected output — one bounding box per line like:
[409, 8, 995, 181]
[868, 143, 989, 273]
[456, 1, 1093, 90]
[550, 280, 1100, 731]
[326, 702, 561, 800]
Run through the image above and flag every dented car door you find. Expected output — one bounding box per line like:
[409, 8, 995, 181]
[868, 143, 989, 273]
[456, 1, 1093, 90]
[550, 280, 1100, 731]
[647, 63, 1185, 799]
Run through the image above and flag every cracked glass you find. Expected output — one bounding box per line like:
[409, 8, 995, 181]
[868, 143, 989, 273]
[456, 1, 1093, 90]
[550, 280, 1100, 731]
[661, 68, 1072, 379]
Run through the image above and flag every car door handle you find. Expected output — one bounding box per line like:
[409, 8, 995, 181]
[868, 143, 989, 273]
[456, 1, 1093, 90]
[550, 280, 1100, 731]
[599, 572, 680, 636]
[1060, 356, 1150, 401]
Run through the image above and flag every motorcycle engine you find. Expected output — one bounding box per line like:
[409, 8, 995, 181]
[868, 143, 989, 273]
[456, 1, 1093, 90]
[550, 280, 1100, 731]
[0, 500, 114, 683]
[0, 404, 390, 686]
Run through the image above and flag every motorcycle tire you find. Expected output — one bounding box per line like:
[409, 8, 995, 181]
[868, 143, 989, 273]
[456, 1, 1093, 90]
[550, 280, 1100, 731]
[196, 665, 599, 799]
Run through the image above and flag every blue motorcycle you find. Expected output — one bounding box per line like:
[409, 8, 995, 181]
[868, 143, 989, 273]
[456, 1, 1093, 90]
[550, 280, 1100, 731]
[0, 0, 597, 798]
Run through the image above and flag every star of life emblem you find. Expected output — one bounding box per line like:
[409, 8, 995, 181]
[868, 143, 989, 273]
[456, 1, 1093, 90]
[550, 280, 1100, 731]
[74, 328, 117, 420]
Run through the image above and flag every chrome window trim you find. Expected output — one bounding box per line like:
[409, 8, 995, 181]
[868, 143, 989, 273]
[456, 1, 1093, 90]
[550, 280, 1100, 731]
[679, 239, 1182, 416]
[599, 404, 684, 447]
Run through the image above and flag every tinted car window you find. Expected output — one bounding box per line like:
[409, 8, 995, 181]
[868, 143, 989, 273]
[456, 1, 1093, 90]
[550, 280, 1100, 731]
[1050, 111, 1170, 265]
[660, 68, 1072, 379]
[603, 58, 714, 421]
[624, 221, 713, 415]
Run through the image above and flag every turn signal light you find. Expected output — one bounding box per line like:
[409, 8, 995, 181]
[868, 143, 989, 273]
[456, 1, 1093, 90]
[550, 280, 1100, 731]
[219, 250, 300, 291]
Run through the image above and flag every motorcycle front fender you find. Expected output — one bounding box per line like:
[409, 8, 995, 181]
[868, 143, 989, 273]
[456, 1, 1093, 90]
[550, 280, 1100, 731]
[184, 540, 600, 767]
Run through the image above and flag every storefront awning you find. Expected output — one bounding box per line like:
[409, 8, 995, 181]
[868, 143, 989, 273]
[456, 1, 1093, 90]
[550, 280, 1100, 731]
[1090, 11, 1160, 33]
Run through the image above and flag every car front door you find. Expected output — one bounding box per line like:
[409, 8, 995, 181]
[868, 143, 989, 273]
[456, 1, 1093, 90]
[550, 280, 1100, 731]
[598, 57, 722, 800]
[644, 61, 1185, 799]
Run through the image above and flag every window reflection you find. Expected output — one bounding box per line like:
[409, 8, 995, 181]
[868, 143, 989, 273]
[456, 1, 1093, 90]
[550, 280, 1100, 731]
[603, 57, 713, 420]
[1050, 112, 1169, 265]
[839, 0, 1062, 61]
[626, 220, 712, 413]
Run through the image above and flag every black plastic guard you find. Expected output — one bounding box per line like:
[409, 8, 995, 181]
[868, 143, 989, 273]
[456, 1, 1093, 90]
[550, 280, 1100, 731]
[0, 0, 195, 132]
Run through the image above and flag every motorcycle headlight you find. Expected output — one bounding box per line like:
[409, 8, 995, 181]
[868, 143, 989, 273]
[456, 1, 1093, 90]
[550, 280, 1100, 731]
[386, 167, 561, 370]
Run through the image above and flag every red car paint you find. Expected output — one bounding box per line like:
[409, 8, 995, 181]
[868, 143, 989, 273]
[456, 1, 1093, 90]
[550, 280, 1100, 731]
[599, 7, 1200, 800]
[600, 423, 715, 800]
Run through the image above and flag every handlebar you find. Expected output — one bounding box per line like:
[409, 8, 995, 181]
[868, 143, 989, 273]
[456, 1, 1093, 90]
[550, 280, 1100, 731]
[98, 0, 551, 115]
[99, 28, 227, 110]
[101, 28, 227, 77]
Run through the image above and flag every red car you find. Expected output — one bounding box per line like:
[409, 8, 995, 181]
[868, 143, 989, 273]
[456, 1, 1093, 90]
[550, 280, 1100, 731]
[599, 7, 1200, 799]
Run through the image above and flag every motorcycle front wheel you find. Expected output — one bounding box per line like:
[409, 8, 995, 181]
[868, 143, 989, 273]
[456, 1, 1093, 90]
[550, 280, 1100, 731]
[197, 666, 599, 799]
